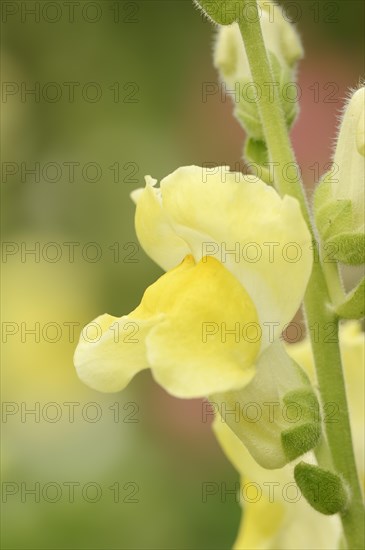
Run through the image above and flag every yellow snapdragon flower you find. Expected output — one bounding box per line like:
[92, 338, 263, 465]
[74, 166, 312, 398]
[214, 322, 364, 549]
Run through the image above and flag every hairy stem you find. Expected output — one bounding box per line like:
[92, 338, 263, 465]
[238, 2, 364, 547]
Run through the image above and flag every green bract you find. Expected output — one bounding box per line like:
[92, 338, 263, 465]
[294, 462, 349, 515]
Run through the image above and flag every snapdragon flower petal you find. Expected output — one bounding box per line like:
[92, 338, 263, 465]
[75, 255, 261, 398]
[131, 176, 190, 271]
[74, 313, 156, 393]
[144, 255, 260, 398]
[159, 166, 312, 346]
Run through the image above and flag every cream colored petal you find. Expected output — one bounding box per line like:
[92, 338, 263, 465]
[160, 166, 313, 347]
[131, 175, 190, 271]
[143, 255, 261, 398]
[234, 484, 341, 550]
[74, 313, 158, 392]
[233, 487, 285, 550]
[75, 255, 261, 398]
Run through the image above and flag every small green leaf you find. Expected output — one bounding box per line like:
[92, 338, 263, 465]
[336, 277, 365, 319]
[294, 462, 349, 515]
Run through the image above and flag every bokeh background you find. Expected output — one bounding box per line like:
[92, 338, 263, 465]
[1, 1, 364, 548]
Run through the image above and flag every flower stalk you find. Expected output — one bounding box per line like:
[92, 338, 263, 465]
[237, 1, 364, 547]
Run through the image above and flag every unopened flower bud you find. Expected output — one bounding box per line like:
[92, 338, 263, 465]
[315, 87, 365, 265]
[214, 0, 303, 140]
[333, 87, 365, 220]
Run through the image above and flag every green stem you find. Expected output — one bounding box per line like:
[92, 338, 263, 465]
[314, 434, 333, 472]
[237, 12, 310, 220]
[305, 261, 365, 547]
[238, 2, 364, 548]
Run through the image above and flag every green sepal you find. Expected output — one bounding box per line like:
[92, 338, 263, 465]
[281, 386, 321, 462]
[327, 232, 365, 265]
[282, 422, 321, 462]
[283, 388, 321, 423]
[243, 138, 272, 185]
[294, 462, 349, 515]
[336, 277, 365, 319]
[194, 0, 239, 25]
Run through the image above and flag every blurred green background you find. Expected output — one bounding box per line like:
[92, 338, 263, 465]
[1, 1, 364, 548]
